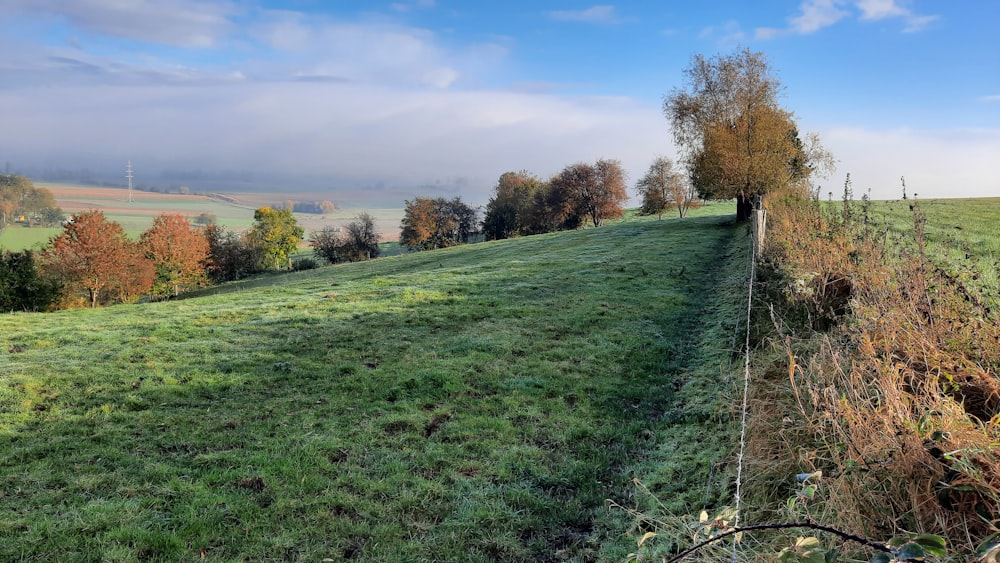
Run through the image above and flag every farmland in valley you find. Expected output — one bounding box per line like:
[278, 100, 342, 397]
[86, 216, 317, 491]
[0, 183, 406, 251]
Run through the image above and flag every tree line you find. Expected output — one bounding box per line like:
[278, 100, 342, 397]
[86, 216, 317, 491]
[0, 194, 388, 312]
[0, 174, 64, 229]
[397, 158, 633, 251]
[399, 154, 700, 251]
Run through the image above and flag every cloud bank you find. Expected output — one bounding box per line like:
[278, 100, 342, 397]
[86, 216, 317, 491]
[755, 0, 939, 39]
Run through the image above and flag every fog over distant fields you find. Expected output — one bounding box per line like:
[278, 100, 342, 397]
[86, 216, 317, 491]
[0, 81, 672, 203]
[1, 1, 997, 204]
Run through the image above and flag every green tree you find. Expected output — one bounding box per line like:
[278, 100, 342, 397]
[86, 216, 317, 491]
[664, 49, 824, 220]
[248, 206, 304, 270]
[0, 250, 61, 312]
[482, 171, 544, 240]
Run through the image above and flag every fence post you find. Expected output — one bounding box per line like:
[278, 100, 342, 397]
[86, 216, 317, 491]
[752, 195, 766, 257]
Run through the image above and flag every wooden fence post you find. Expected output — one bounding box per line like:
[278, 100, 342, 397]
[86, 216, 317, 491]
[752, 195, 767, 257]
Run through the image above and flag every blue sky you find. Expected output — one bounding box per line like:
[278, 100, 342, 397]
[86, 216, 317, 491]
[1, 0, 997, 202]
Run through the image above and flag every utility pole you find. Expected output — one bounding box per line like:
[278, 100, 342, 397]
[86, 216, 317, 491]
[126, 160, 135, 203]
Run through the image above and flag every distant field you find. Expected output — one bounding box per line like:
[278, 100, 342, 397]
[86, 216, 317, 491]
[0, 183, 406, 251]
[0, 209, 746, 561]
[867, 197, 1000, 312]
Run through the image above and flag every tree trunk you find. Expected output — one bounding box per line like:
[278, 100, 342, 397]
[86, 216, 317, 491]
[736, 195, 753, 221]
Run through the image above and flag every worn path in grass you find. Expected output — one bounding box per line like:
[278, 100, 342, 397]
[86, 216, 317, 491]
[0, 212, 747, 561]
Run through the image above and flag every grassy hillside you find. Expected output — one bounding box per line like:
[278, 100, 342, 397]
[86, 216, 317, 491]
[0, 211, 748, 561]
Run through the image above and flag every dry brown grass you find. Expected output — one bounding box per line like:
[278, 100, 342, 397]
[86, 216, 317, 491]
[748, 187, 1000, 557]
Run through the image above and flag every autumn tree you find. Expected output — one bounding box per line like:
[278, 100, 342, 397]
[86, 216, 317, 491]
[140, 213, 210, 298]
[400, 197, 478, 251]
[482, 171, 545, 240]
[311, 212, 381, 264]
[549, 159, 628, 228]
[525, 180, 579, 233]
[43, 211, 154, 307]
[587, 158, 628, 226]
[248, 206, 304, 270]
[0, 174, 62, 228]
[635, 156, 698, 219]
[664, 49, 828, 220]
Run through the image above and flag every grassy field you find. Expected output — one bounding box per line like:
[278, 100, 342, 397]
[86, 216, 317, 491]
[865, 197, 1000, 312]
[0, 208, 747, 561]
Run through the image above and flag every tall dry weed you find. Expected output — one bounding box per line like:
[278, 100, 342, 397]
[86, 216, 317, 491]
[749, 186, 1000, 556]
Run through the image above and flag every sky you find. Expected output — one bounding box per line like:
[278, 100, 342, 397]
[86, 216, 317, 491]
[1, 0, 998, 204]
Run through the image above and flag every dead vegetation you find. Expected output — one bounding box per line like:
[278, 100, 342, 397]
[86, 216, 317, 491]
[749, 186, 1000, 557]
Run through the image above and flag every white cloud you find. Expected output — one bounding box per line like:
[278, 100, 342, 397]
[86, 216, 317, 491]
[855, 0, 906, 20]
[548, 5, 625, 24]
[901, 14, 938, 32]
[247, 14, 488, 89]
[754, 27, 781, 40]
[789, 0, 850, 33]
[0, 0, 237, 47]
[857, 0, 938, 31]
[699, 21, 746, 47]
[819, 126, 1000, 200]
[981, 95, 1000, 103]
[757, 0, 938, 38]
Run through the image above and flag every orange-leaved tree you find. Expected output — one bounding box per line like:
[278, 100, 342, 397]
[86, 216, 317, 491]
[43, 210, 154, 307]
[550, 159, 628, 228]
[140, 213, 210, 298]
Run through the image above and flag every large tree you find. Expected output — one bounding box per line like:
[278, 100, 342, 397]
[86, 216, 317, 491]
[664, 49, 820, 220]
[43, 211, 154, 307]
[400, 197, 478, 251]
[248, 207, 304, 270]
[635, 156, 697, 219]
[140, 213, 210, 298]
[481, 171, 545, 240]
[550, 159, 628, 228]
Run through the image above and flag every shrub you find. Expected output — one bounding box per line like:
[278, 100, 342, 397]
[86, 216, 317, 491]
[311, 213, 381, 263]
[292, 257, 318, 271]
[0, 250, 61, 312]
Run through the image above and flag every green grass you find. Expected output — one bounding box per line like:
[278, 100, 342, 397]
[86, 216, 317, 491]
[0, 226, 61, 251]
[864, 197, 1000, 313]
[0, 209, 748, 561]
